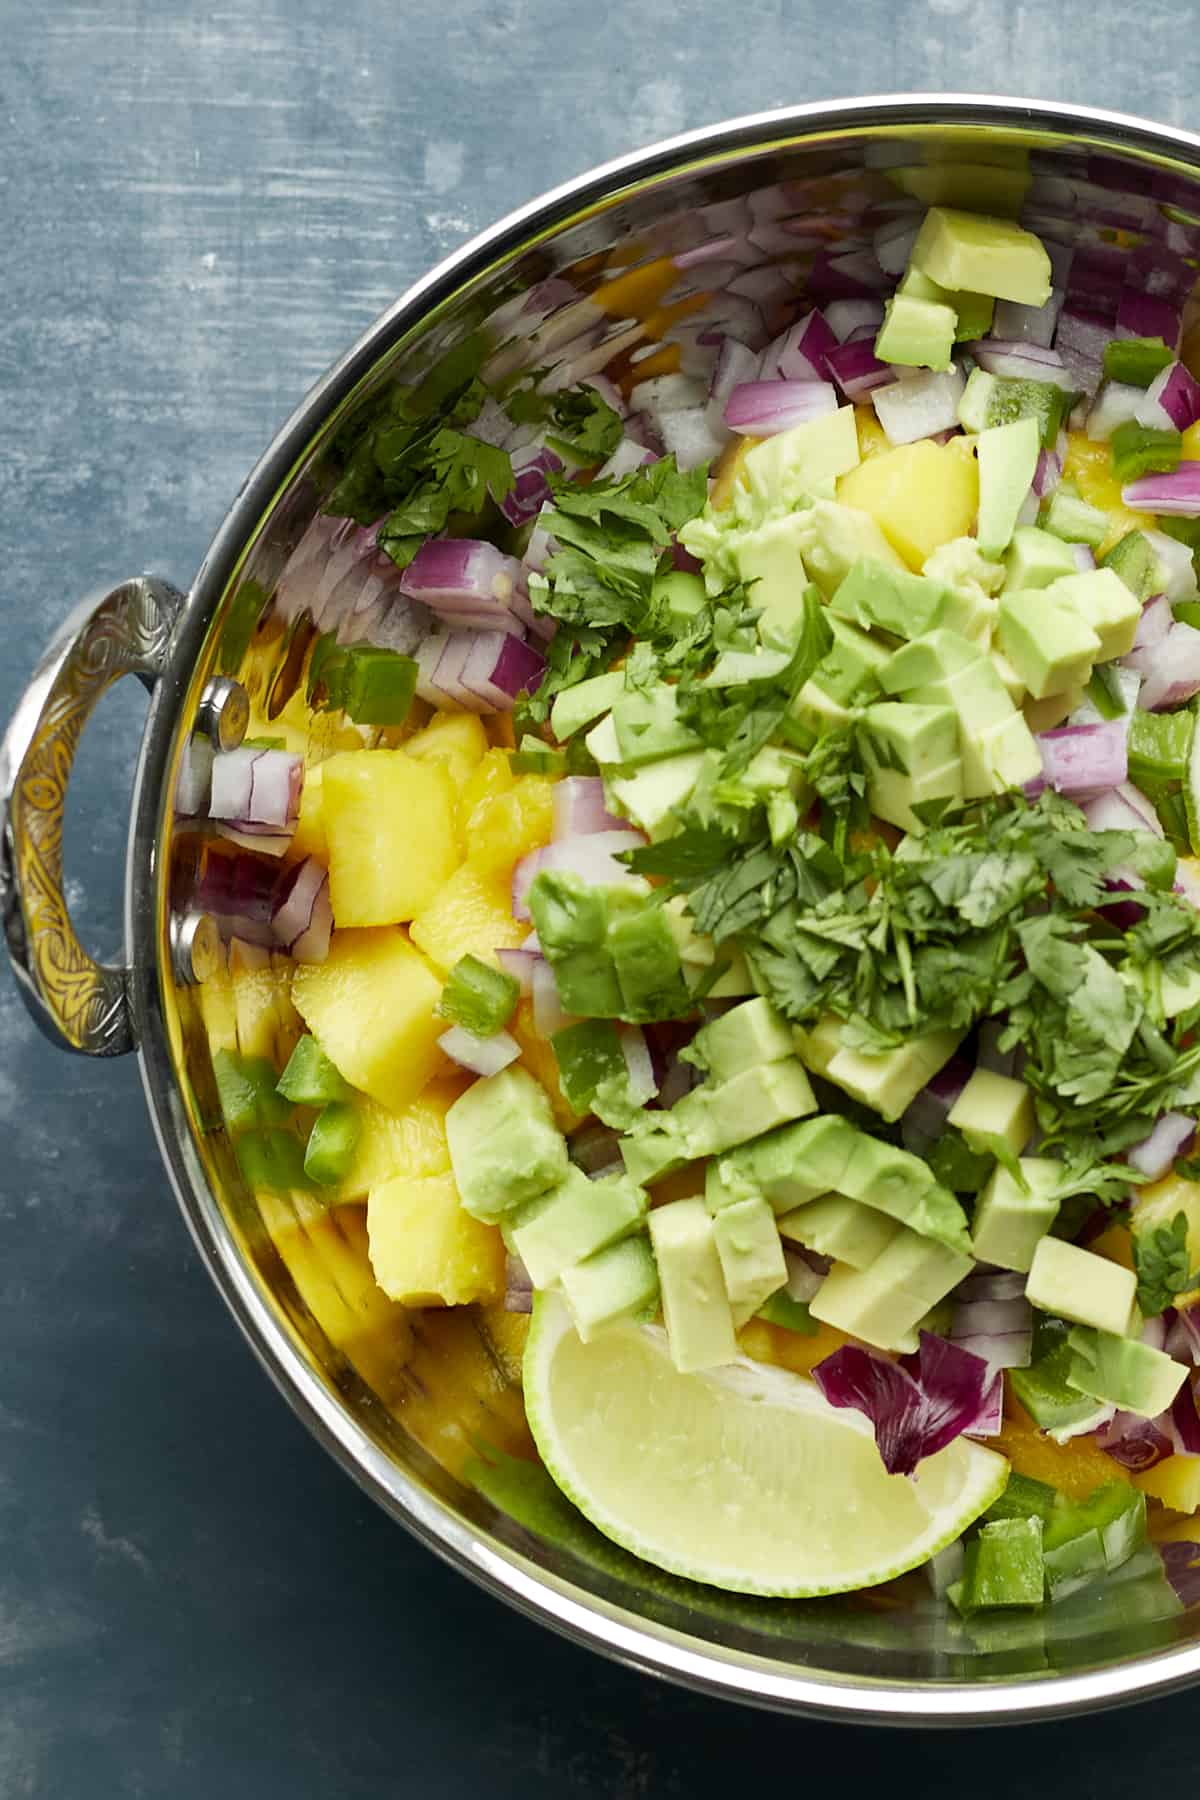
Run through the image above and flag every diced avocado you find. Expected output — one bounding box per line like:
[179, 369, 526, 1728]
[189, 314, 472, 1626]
[996, 589, 1101, 700]
[511, 1166, 646, 1290]
[1023, 685, 1085, 734]
[1045, 569, 1141, 662]
[671, 1059, 818, 1158]
[878, 628, 982, 694]
[559, 1234, 660, 1341]
[829, 559, 953, 640]
[857, 701, 960, 778]
[648, 1197, 739, 1372]
[897, 265, 995, 341]
[1004, 526, 1079, 593]
[808, 616, 893, 707]
[792, 679, 852, 736]
[619, 1122, 686, 1188]
[1009, 1329, 1117, 1440]
[911, 207, 1052, 306]
[607, 902, 690, 1021]
[550, 670, 626, 741]
[742, 406, 860, 506]
[717, 1113, 860, 1214]
[808, 1227, 973, 1352]
[1040, 486, 1108, 549]
[837, 1133, 972, 1253]
[712, 1195, 788, 1327]
[684, 997, 794, 1085]
[867, 761, 964, 833]
[1066, 1326, 1189, 1419]
[796, 498, 908, 598]
[990, 649, 1027, 704]
[445, 1065, 568, 1223]
[777, 1194, 902, 1270]
[958, 366, 999, 434]
[976, 416, 1041, 558]
[791, 1014, 848, 1078]
[874, 292, 956, 372]
[610, 685, 699, 766]
[1101, 530, 1164, 603]
[911, 656, 1016, 734]
[948, 1068, 1035, 1157]
[818, 1023, 967, 1123]
[651, 569, 707, 626]
[583, 712, 622, 767]
[548, 947, 624, 1019]
[969, 1157, 1062, 1273]
[1025, 1236, 1138, 1337]
[607, 750, 705, 836]
[960, 709, 1043, 798]
[952, 1518, 1045, 1614]
[551, 1019, 627, 1117]
[729, 511, 812, 633]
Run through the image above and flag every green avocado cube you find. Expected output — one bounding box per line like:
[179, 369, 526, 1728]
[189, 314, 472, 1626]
[808, 1227, 972, 1352]
[960, 710, 1043, 798]
[874, 292, 956, 372]
[560, 1234, 660, 1341]
[808, 616, 893, 707]
[877, 628, 982, 694]
[857, 701, 960, 778]
[977, 416, 1041, 558]
[510, 1164, 646, 1290]
[896, 264, 995, 342]
[742, 406, 861, 506]
[969, 1156, 1061, 1273]
[830, 559, 953, 639]
[712, 1195, 788, 1327]
[819, 1025, 967, 1125]
[910, 656, 1016, 733]
[685, 997, 795, 1085]
[673, 1060, 818, 1158]
[608, 902, 689, 1021]
[649, 1197, 739, 1372]
[1003, 526, 1079, 593]
[837, 1133, 971, 1252]
[717, 1112, 860, 1214]
[619, 1123, 687, 1188]
[1066, 1326, 1189, 1419]
[1044, 568, 1141, 662]
[610, 686, 699, 766]
[996, 588, 1101, 700]
[651, 569, 707, 625]
[948, 1068, 1036, 1157]
[953, 1518, 1046, 1614]
[911, 207, 1052, 306]
[550, 671, 626, 742]
[445, 1065, 568, 1223]
[866, 762, 964, 833]
[607, 750, 705, 837]
[731, 511, 813, 633]
[777, 1194, 901, 1270]
[583, 712, 622, 766]
[1026, 1237, 1137, 1336]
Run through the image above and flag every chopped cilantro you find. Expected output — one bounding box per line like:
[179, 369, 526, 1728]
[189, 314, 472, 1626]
[1134, 1211, 1200, 1316]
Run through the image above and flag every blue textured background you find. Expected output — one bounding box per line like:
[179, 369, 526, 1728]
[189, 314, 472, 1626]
[3, 6, 1200, 1793]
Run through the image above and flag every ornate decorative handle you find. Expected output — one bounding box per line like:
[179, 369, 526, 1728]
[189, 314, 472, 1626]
[0, 575, 185, 1056]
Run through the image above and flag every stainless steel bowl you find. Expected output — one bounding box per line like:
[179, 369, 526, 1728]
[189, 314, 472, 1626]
[8, 94, 1200, 1725]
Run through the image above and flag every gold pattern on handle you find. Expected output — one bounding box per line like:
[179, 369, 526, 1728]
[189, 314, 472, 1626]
[4, 578, 180, 1056]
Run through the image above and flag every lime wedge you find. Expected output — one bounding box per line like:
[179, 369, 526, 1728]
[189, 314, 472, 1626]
[524, 1292, 1009, 1598]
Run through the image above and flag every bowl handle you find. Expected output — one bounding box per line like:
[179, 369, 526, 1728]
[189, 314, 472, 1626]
[0, 575, 185, 1056]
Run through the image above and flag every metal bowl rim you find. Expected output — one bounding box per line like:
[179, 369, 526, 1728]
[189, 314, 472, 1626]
[126, 93, 1200, 1724]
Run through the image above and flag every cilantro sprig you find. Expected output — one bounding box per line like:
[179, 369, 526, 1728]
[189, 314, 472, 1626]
[1134, 1212, 1200, 1316]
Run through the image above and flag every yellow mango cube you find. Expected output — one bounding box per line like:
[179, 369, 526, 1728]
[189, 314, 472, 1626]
[409, 862, 528, 974]
[1136, 1456, 1200, 1514]
[290, 762, 327, 862]
[322, 749, 459, 926]
[509, 998, 582, 1131]
[334, 1077, 469, 1200]
[467, 777, 556, 884]
[228, 940, 298, 1065]
[1062, 432, 1155, 555]
[853, 403, 891, 461]
[993, 1396, 1131, 1499]
[367, 1170, 505, 1307]
[292, 927, 445, 1110]
[837, 438, 979, 568]
[710, 436, 759, 512]
[198, 956, 239, 1055]
[459, 746, 514, 830]
[404, 711, 489, 789]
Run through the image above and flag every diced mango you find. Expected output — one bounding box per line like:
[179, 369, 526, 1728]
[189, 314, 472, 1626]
[1062, 431, 1155, 555]
[509, 998, 583, 1131]
[198, 954, 239, 1055]
[1183, 421, 1200, 461]
[322, 749, 459, 926]
[992, 1395, 1131, 1499]
[404, 711, 489, 790]
[1087, 1222, 1135, 1272]
[467, 777, 556, 884]
[737, 1316, 853, 1378]
[853, 404, 892, 461]
[409, 862, 528, 975]
[1133, 1173, 1200, 1309]
[292, 927, 445, 1111]
[290, 762, 327, 862]
[837, 438, 979, 568]
[459, 746, 514, 832]
[334, 1077, 469, 1200]
[477, 1303, 531, 1384]
[367, 1170, 506, 1307]
[711, 436, 759, 512]
[592, 255, 679, 320]
[229, 940, 297, 1066]
[1136, 1455, 1200, 1515]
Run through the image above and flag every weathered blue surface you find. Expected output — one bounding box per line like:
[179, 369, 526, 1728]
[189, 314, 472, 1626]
[3, 5, 1200, 1792]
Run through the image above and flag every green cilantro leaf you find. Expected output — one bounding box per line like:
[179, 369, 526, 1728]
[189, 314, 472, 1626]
[1134, 1211, 1200, 1315]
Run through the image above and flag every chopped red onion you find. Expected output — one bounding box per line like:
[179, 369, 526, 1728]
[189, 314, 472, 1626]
[414, 634, 487, 713]
[723, 379, 838, 436]
[824, 338, 893, 401]
[1124, 465, 1200, 516]
[1094, 1410, 1173, 1471]
[1116, 288, 1183, 349]
[993, 290, 1065, 348]
[1136, 621, 1200, 710]
[1035, 721, 1129, 798]
[503, 1252, 534, 1314]
[813, 1333, 1000, 1477]
[950, 1292, 1033, 1373]
[970, 339, 1077, 391]
[1139, 360, 1200, 433]
[438, 1025, 520, 1077]
[498, 447, 564, 526]
[194, 850, 279, 946]
[596, 438, 656, 481]
[782, 1247, 825, 1305]
[1132, 592, 1173, 651]
[965, 1379, 1005, 1439]
[705, 337, 762, 433]
[1159, 1540, 1200, 1607]
[210, 748, 303, 834]
[272, 857, 333, 963]
[727, 265, 798, 309]
[401, 538, 526, 629]
[553, 777, 626, 840]
[1032, 446, 1064, 498]
[1143, 528, 1198, 603]
[810, 248, 891, 299]
[821, 298, 884, 343]
[1128, 1111, 1197, 1179]
[1171, 1381, 1200, 1456]
[568, 1121, 625, 1177]
[1071, 542, 1097, 572]
[872, 367, 965, 446]
[1082, 782, 1165, 836]
[872, 218, 919, 276]
[495, 946, 539, 996]
[531, 960, 572, 1038]
[176, 737, 214, 818]
[900, 1055, 971, 1152]
[654, 406, 729, 471]
[1167, 1305, 1200, 1364]
[759, 309, 838, 382]
[459, 632, 545, 711]
[369, 592, 431, 657]
[511, 830, 647, 920]
[955, 1268, 1028, 1304]
[1087, 380, 1147, 441]
[213, 825, 294, 860]
[1054, 309, 1112, 391]
[1129, 241, 1196, 304]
